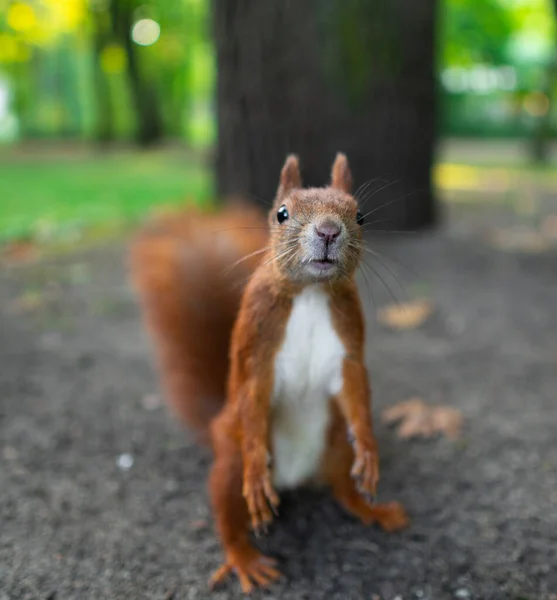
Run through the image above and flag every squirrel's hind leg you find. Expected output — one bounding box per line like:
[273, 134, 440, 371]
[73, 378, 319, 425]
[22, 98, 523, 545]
[209, 418, 281, 594]
[322, 411, 409, 532]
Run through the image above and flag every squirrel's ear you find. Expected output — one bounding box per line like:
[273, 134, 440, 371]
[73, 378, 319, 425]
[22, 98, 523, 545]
[277, 154, 302, 198]
[330, 152, 353, 193]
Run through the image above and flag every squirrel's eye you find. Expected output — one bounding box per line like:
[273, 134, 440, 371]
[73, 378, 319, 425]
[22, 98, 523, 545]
[277, 205, 289, 224]
[357, 210, 364, 226]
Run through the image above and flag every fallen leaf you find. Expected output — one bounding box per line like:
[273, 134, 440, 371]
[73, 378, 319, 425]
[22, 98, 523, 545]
[190, 519, 208, 531]
[382, 398, 463, 440]
[1, 241, 39, 263]
[377, 299, 433, 330]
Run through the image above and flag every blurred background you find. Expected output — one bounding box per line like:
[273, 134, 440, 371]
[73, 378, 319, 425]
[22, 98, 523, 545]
[0, 0, 556, 247]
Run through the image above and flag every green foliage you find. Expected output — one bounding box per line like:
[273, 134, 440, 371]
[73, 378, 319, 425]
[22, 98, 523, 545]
[133, 0, 215, 141]
[439, 0, 555, 69]
[0, 0, 556, 145]
[440, 0, 514, 68]
[0, 0, 214, 146]
[439, 0, 556, 139]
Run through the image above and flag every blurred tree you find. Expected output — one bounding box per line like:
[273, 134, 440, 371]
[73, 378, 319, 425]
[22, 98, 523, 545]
[140, 0, 214, 142]
[109, 0, 163, 145]
[531, 56, 556, 163]
[91, 1, 116, 143]
[213, 0, 438, 230]
[530, 0, 557, 163]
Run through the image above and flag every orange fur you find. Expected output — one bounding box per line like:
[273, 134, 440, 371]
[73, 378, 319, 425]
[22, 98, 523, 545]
[130, 155, 408, 594]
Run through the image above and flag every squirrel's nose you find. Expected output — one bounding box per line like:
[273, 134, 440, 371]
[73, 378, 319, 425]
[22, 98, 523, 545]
[315, 220, 341, 243]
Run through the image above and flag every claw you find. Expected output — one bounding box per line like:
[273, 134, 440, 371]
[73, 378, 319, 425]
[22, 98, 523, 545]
[351, 446, 379, 499]
[244, 467, 280, 533]
[210, 546, 281, 594]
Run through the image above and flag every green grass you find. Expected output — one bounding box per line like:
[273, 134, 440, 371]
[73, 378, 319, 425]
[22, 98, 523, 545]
[0, 151, 213, 245]
[2, 142, 556, 249]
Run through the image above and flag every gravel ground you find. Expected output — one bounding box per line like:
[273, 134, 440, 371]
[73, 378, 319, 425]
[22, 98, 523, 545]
[1, 202, 557, 600]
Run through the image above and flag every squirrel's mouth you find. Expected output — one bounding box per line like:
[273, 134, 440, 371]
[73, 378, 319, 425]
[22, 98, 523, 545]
[310, 258, 336, 272]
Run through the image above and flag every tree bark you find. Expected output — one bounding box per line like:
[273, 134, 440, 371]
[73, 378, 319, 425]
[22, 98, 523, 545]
[213, 0, 438, 230]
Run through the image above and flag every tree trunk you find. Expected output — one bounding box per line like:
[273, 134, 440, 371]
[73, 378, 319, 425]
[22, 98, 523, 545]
[110, 0, 163, 146]
[530, 0, 557, 165]
[92, 8, 115, 144]
[213, 0, 438, 230]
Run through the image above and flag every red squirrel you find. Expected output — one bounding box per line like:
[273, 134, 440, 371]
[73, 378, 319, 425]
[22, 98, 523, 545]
[130, 153, 409, 593]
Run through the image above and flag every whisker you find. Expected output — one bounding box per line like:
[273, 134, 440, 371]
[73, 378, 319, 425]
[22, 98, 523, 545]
[361, 218, 420, 234]
[288, 214, 306, 229]
[222, 235, 298, 281]
[354, 179, 375, 199]
[359, 188, 423, 223]
[364, 240, 419, 278]
[259, 244, 298, 270]
[351, 234, 415, 287]
[343, 244, 374, 305]
[283, 249, 300, 269]
[222, 246, 270, 277]
[229, 272, 255, 292]
[354, 178, 388, 203]
[358, 178, 402, 208]
[362, 247, 407, 300]
[359, 196, 404, 222]
[359, 257, 402, 308]
[357, 260, 376, 314]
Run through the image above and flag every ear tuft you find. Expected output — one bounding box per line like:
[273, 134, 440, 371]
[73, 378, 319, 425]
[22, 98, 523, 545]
[278, 154, 302, 197]
[331, 152, 352, 193]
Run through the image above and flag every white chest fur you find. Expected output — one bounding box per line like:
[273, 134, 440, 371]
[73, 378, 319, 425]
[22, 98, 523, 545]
[271, 285, 346, 489]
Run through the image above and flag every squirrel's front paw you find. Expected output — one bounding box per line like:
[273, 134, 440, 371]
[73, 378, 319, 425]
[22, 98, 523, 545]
[351, 442, 379, 502]
[242, 460, 279, 533]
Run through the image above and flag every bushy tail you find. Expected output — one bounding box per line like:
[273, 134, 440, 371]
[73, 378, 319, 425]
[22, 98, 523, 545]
[129, 202, 268, 443]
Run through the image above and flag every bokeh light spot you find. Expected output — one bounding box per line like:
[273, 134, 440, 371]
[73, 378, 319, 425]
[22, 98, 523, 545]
[7, 3, 37, 33]
[131, 19, 161, 46]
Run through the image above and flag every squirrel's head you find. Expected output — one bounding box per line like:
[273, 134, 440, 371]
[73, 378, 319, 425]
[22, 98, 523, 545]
[268, 153, 364, 284]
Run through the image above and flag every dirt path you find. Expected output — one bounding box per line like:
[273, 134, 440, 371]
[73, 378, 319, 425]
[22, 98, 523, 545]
[1, 205, 557, 600]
